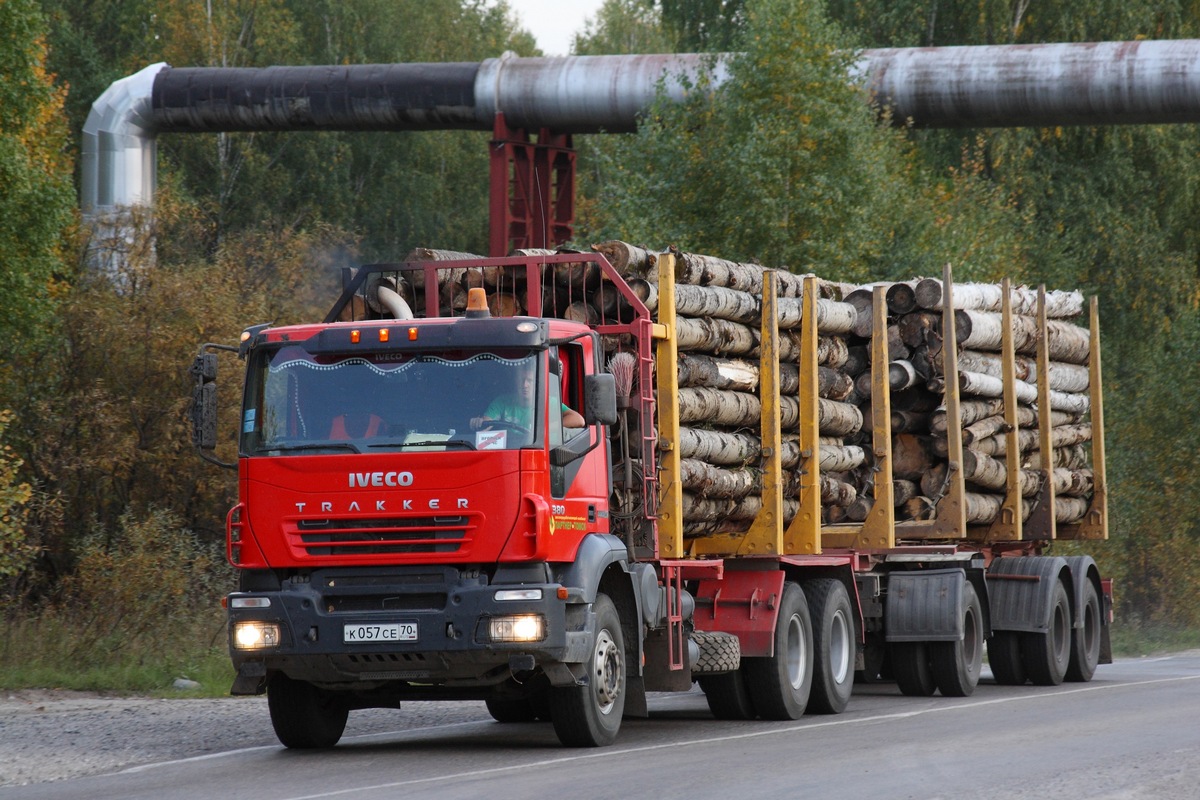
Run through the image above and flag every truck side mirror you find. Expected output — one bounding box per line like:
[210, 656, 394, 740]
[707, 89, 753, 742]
[583, 373, 618, 426]
[191, 353, 219, 450]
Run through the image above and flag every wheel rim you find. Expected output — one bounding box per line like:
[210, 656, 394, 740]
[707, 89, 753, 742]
[828, 609, 851, 685]
[593, 629, 622, 714]
[785, 613, 809, 690]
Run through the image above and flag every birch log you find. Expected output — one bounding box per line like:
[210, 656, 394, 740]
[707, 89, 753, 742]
[914, 279, 1084, 318]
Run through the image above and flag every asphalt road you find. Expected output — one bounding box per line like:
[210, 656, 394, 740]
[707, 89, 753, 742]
[3, 652, 1199, 800]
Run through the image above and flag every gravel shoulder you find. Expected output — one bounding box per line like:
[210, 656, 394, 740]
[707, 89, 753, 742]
[0, 690, 276, 787]
[0, 689, 487, 788]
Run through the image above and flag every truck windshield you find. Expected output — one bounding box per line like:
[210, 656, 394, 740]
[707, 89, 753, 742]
[241, 346, 543, 455]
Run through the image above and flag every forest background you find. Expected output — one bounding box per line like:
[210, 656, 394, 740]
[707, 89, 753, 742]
[1, 0, 1198, 692]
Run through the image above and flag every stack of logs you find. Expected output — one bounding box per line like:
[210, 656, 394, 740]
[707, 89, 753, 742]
[857, 277, 1095, 527]
[365, 244, 1096, 537]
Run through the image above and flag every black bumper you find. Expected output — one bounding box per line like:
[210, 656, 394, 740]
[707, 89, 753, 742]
[227, 566, 590, 690]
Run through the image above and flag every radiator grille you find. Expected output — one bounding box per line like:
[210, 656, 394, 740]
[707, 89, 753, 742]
[288, 514, 476, 558]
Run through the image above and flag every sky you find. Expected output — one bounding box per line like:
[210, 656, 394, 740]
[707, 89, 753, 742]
[500, 0, 607, 56]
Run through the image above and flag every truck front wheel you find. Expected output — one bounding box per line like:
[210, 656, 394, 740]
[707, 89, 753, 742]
[550, 594, 626, 747]
[267, 673, 349, 749]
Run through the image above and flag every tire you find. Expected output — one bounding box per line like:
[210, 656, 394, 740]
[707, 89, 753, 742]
[485, 696, 538, 723]
[267, 673, 349, 749]
[743, 582, 813, 720]
[987, 631, 1027, 685]
[550, 594, 626, 747]
[804, 578, 856, 714]
[890, 642, 936, 697]
[699, 669, 758, 720]
[691, 630, 742, 675]
[486, 673, 552, 722]
[930, 581, 984, 697]
[1066, 580, 1102, 682]
[1022, 579, 1071, 686]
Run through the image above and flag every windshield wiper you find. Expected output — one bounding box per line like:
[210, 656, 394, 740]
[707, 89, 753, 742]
[377, 439, 476, 450]
[266, 441, 362, 454]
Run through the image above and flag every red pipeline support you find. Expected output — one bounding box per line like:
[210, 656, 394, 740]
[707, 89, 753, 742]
[489, 112, 575, 256]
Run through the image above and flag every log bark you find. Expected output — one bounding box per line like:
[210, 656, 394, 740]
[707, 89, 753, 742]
[962, 448, 1042, 496]
[971, 423, 1093, 457]
[929, 398, 1005, 434]
[955, 310, 1091, 364]
[592, 240, 655, 277]
[675, 427, 865, 471]
[1024, 444, 1089, 470]
[675, 388, 862, 436]
[914, 279, 1084, 318]
[668, 247, 806, 297]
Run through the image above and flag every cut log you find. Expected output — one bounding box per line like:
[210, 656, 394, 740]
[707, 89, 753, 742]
[675, 388, 862, 436]
[914, 278, 1084, 318]
[929, 398, 1005, 434]
[886, 280, 920, 315]
[1023, 444, 1089, 470]
[592, 240, 655, 277]
[893, 433, 933, 480]
[955, 309, 1091, 364]
[668, 247, 807, 297]
[971, 423, 1093, 457]
[898, 312, 941, 348]
[962, 448, 1042, 496]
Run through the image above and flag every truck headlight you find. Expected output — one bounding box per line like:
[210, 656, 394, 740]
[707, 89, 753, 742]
[233, 621, 281, 649]
[489, 614, 546, 643]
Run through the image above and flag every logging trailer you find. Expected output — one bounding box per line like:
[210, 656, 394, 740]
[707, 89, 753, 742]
[190, 248, 1110, 748]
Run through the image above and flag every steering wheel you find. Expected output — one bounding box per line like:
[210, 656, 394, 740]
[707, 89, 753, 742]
[484, 418, 532, 438]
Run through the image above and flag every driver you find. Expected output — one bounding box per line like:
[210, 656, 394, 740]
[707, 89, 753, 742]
[470, 369, 584, 432]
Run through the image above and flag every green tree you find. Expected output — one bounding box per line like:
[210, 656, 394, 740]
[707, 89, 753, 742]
[585, 0, 1026, 284]
[0, 0, 74, 354]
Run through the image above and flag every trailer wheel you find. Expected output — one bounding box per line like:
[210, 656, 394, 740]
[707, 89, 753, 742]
[987, 631, 1026, 685]
[930, 581, 983, 697]
[699, 669, 757, 720]
[267, 673, 348, 749]
[890, 642, 936, 697]
[743, 582, 813, 719]
[550, 594, 625, 747]
[1022, 579, 1071, 686]
[1066, 580, 1101, 682]
[804, 578, 855, 714]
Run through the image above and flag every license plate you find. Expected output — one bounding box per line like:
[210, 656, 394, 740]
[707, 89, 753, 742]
[343, 622, 418, 643]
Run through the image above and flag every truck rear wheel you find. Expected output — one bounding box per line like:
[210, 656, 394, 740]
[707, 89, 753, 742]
[743, 582, 813, 720]
[1022, 579, 1071, 686]
[550, 594, 625, 747]
[267, 673, 349, 749]
[987, 631, 1027, 685]
[1066, 580, 1101, 682]
[699, 668, 757, 720]
[804, 578, 855, 714]
[930, 581, 983, 697]
[891, 642, 936, 697]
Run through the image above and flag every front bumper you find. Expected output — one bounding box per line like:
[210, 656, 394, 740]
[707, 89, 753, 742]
[227, 566, 591, 691]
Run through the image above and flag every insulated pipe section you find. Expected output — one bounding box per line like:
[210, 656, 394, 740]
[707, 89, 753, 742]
[148, 53, 725, 134]
[81, 62, 164, 213]
[81, 40, 1200, 220]
[472, 53, 728, 132]
[151, 63, 482, 132]
[863, 39, 1200, 128]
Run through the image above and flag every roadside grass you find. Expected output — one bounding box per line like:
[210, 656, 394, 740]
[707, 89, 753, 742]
[0, 608, 235, 698]
[1109, 622, 1200, 658]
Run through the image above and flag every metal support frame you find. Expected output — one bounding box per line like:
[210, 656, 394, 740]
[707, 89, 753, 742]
[488, 112, 576, 256]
